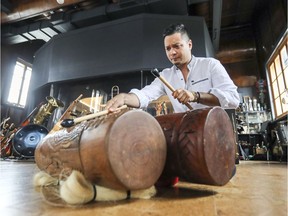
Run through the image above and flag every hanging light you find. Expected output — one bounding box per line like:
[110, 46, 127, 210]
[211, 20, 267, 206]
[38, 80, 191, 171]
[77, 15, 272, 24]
[56, 0, 65, 4]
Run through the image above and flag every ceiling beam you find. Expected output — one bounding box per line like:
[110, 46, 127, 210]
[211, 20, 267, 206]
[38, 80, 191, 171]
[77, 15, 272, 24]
[1, 0, 89, 24]
[187, 0, 209, 4]
[212, 0, 222, 51]
[1, 0, 13, 14]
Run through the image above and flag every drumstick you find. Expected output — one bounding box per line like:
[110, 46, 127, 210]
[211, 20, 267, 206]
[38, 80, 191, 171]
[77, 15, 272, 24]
[61, 105, 128, 128]
[151, 68, 193, 110]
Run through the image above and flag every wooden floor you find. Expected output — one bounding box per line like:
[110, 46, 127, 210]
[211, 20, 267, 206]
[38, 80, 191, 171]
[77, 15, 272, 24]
[0, 159, 287, 216]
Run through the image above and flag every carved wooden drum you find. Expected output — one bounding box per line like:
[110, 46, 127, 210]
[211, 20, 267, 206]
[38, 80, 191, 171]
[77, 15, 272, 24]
[35, 108, 167, 190]
[155, 107, 236, 186]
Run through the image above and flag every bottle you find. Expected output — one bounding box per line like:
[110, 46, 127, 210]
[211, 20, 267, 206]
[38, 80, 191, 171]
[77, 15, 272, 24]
[257, 103, 261, 111]
[242, 103, 246, 112]
[253, 99, 257, 111]
[248, 99, 253, 111]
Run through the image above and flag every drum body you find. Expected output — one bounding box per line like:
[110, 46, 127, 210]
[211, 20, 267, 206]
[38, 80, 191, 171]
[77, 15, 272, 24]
[35, 109, 167, 190]
[155, 107, 236, 186]
[13, 124, 48, 158]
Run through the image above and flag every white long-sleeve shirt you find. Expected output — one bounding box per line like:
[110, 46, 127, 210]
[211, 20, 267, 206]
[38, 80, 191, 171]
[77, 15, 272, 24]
[130, 56, 240, 113]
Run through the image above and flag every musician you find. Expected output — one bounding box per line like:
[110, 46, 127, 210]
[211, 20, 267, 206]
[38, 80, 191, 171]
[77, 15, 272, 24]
[106, 23, 240, 112]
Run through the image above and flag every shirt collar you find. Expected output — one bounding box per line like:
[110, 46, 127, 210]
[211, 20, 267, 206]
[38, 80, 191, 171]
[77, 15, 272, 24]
[188, 55, 196, 72]
[172, 55, 195, 72]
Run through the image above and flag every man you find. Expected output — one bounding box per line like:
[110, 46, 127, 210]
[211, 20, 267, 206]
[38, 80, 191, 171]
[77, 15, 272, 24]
[106, 23, 239, 112]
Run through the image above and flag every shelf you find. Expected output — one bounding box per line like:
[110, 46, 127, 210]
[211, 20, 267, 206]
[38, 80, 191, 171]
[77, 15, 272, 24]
[238, 133, 262, 136]
[237, 111, 266, 114]
[236, 111, 270, 134]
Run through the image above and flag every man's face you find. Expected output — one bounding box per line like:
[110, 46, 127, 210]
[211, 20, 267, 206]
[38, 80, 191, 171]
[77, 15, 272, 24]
[164, 32, 192, 67]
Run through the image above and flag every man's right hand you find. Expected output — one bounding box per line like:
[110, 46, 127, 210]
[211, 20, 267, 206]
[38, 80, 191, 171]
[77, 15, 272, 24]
[105, 93, 140, 112]
[105, 93, 126, 112]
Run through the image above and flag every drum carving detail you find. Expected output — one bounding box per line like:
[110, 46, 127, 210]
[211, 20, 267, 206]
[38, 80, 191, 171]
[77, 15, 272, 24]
[156, 107, 236, 186]
[35, 108, 167, 191]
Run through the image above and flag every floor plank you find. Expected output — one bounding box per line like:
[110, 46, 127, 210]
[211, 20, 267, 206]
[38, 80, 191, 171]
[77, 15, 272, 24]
[0, 160, 287, 216]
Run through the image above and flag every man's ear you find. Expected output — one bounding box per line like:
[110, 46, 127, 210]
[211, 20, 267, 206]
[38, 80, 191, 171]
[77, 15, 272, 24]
[189, 39, 193, 50]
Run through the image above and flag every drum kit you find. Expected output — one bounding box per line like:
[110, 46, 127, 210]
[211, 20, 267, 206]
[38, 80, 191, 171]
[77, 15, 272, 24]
[1, 84, 236, 191]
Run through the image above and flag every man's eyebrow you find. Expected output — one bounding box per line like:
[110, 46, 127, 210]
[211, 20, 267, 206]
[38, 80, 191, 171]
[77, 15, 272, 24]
[166, 42, 181, 47]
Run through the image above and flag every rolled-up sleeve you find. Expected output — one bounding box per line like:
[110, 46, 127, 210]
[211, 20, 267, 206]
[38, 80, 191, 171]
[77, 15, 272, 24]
[209, 59, 240, 108]
[209, 88, 240, 108]
[129, 88, 150, 109]
[130, 77, 166, 109]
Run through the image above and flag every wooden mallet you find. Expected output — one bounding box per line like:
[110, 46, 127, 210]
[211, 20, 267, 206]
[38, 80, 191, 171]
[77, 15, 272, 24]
[151, 68, 193, 110]
[61, 105, 128, 128]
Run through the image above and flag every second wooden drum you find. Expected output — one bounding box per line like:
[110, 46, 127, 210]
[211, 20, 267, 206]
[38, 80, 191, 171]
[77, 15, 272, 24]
[155, 107, 236, 186]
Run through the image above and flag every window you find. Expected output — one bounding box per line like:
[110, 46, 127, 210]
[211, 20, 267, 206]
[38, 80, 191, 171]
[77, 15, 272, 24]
[7, 59, 32, 108]
[266, 31, 288, 120]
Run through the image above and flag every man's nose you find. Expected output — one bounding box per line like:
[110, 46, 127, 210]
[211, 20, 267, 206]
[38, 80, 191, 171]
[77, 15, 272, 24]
[169, 48, 177, 54]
